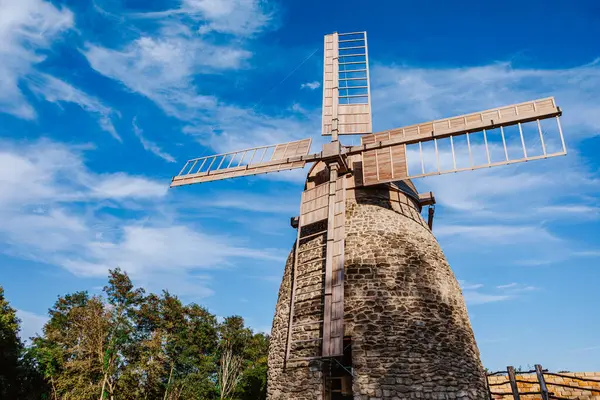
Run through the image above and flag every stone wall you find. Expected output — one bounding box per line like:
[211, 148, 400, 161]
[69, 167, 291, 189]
[267, 183, 489, 400]
[488, 372, 600, 399]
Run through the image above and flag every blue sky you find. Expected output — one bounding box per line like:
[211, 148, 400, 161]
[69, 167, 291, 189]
[1, 0, 599, 372]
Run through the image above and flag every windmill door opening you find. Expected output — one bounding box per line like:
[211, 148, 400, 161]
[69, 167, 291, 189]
[325, 336, 353, 400]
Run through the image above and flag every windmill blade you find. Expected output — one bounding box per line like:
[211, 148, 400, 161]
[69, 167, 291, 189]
[349, 97, 567, 186]
[171, 138, 315, 187]
[322, 31, 373, 137]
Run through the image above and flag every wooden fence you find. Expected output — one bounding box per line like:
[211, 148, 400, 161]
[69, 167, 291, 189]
[487, 365, 600, 399]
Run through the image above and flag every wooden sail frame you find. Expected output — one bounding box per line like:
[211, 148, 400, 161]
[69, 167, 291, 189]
[322, 32, 373, 137]
[171, 138, 313, 187]
[353, 98, 566, 186]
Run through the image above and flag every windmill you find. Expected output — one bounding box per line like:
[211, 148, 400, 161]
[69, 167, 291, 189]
[170, 32, 566, 400]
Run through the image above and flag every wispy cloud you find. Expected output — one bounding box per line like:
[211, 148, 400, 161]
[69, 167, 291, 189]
[370, 59, 600, 219]
[570, 345, 600, 353]
[0, 0, 74, 119]
[301, 81, 320, 90]
[199, 192, 299, 214]
[0, 138, 284, 296]
[81, 0, 322, 174]
[28, 73, 121, 141]
[132, 117, 176, 162]
[132, 0, 275, 36]
[371, 60, 600, 138]
[436, 224, 560, 244]
[82, 0, 275, 122]
[459, 280, 538, 305]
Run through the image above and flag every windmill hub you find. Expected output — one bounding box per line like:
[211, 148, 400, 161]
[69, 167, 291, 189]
[169, 30, 567, 400]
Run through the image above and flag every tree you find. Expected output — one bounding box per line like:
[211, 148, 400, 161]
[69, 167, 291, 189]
[217, 343, 243, 400]
[0, 286, 47, 399]
[101, 268, 145, 399]
[14, 271, 270, 399]
[237, 333, 269, 400]
[0, 285, 23, 398]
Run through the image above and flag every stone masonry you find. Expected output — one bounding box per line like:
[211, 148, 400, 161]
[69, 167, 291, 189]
[267, 180, 489, 400]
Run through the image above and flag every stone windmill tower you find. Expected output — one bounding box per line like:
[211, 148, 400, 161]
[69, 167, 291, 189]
[170, 31, 567, 400]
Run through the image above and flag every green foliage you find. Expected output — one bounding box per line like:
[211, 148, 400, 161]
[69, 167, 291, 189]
[0, 286, 48, 399]
[2, 272, 270, 399]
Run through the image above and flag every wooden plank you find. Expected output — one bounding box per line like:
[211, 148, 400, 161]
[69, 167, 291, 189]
[322, 165, 338, 357]
[322, 295, 332, 357]
[362, 144, 408, 186]
[325, 174, 345, 357]
[351, 97, 561, 151]
[299, 182, 330, 226]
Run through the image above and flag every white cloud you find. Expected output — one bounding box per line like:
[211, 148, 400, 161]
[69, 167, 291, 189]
[82, 0, 268, 122]
[132, 118, 176, 163]
[183, 0, 273, 35]
[134, 0, 274, 36]
[200, 192, 299, 214]
[0, 138, 285, 297]
[81, 0, 316, 178]
[369, 60, 600, 217]
[63, 225, 284, 277]
[371, 60, 600, 138]
[459, 281, 538, 305]
[91, 174, 168, 199]
[16, 309, 48, 342]
[83, 36, 229, 121]
[458, 280, 484, 290]
[367, 60, 600, 273]
[496, 283, 518, 289]
[536, 204, 600, 218]
[0, 139, 166, 207]
[0, 0, 121, 138]
[435, 224, 560, 244]
[185, 103, 323, 151]
[301, 81, 320, 90]
[463, 292, 511, 305]
[0, 0, 74, 119]
[28, 73, 121, 140]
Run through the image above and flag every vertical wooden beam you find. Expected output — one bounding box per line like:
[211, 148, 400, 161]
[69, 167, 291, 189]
[284, 202, 304, 367]
[331, 33, 340, 142]
[535, 364, 549, 400]
[322, 163, 339, 357]
[507, 366, 521, 400]
[427, 207, 434, 231]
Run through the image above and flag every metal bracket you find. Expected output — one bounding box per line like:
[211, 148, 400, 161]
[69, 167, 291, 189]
[290, 216, 299, 229]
